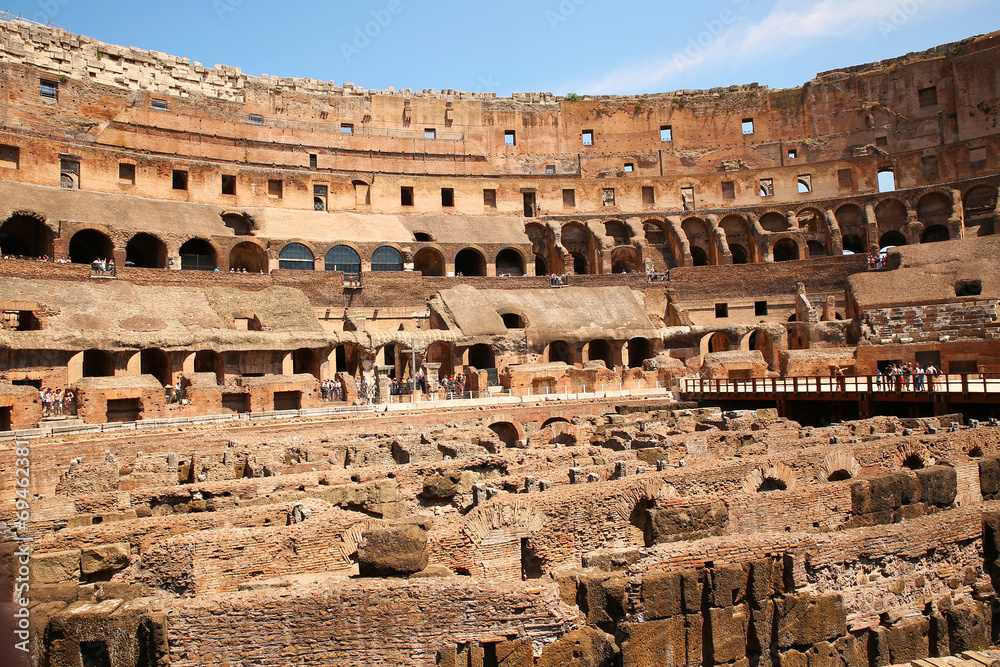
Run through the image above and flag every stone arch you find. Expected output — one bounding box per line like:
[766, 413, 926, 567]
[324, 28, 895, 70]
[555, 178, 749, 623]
[920, 225, 950, 244]
[603, 219, 632, 245]
[916, 191, 953, 227]
[461, 499, 546, 545]
[82, 349, 115, 378]
[499, 309, 528, 330]
[642, 218, 679, 268]
[526, 222, 560, 275]
[540, 416, 572, 429]
[467, 343, 495, 370]
[488, 420, 523, 448]
[788, 329, 810, 351]
[562, 221, 598, 274]
[822, 451, 860, 482]
[796, 208, 826, 233]
[701, 331, 733, 355]
[371, 245, 404, 272]
[741, 462, 797, 494]
[194, 350, 223, 380]
[772, 237, 801, 262]
[179, 238, 218, 271]
[894, 443, 931, 470]
[963, 185, 997, 236]
[425, 341, 455, 378]
[229, 240, 268, 273]
[292, 348, 320, 379]
[878, 230, 907, 248]
[609, 479, 666, 548]
[413, 246, 446, 276]
[741, 330, 775, 369]
[720, 215, 752, 263]
[759, 211, 790, 233]
[455, 247, 487, 277]
[546, 340, 573, 364]
[682, 217, 713, 265]
[221, 212, 254, 236]
[333, 343, 365, 377]
[835, 203, 867, 253]
[587, 339, 615, 368]
[495, 247, 526, 276]
[126, 233, 168, 269]
[625, 337, 653, 368]
[69, 228, 114, 264]
[610, 246, 640, 273]
[325, 244, 363, 274]
[0, 212, 54, 258]
[278, 242, 315, 271]
[545, 422, 577, 446]
[874, 198, 908, 235]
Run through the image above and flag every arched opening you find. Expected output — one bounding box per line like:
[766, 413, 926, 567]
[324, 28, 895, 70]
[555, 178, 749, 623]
[0, 214, 53, 258]
[571, 252, 588, 274]
[626, 337, 652, 368]
[455, 248, 486, 276]
[194, 350, 223, 381]
[879, 231, 907, 248]
[278, 243, 314, 271]
[425, 341, 454, 378]
[902, 454, 924, 470]
[140, 348, 170, 386]
[643, 221, 665, 245]
[562, 222, 597, 275]
[588, 339, 614, 368]
[690, 247, 708, 266]
[82, 349, 114, 377]
[333, 344, 362, 376]
[496, 249, 525, 276]
[916, 192, 952, 227]
[468, 343, 495, 370]
[759, 212, 789, 233]
[541, 416, 571, 429]
[501, 312, 526, 329]
[748, 330, 774, 369]
[325, 245, 362, 274]
[920, 225, 950, 244]
[788, 330, 810, 350]
[292, 348, 320, 378]
[229, 241, 268, 273]
[547, 340, 573, 364]
[629, 498, 656, 547]
[534, 254, 548, 275]
[730, 244, 749, 264]
[842, 235, 865, 253]
[797, 209, 825, 233]
[610, 247, 640, 274]
[807, 240, 828, 257]
[707, 332, 731, 353]
[413, 247, 445, 276]
[757, 477, 787, 492]
[125, 233, 167, 269]
[827, 469, 852, 482]
[371, 246, 403, 272]
[604, 220, 632, 245]
[69, 229, 114, 265]
[179, 239, 217, 271]
[875, 199, 907, 239]
[489, 422, 520, 448]
[773, 239, 799, 262]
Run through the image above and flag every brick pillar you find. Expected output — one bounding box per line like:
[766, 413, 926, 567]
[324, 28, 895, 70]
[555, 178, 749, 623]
[374, 365, 394, 404]
[422, 362, 441, 392]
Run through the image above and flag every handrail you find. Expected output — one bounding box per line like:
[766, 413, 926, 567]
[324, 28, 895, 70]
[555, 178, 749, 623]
[680, 373, 1000, 395]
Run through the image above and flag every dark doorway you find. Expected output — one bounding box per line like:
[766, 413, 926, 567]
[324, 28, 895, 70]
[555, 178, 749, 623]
[69, 229, 114, 265]
[194, 350, 223, 380]
[82, 349, 114, 377]
[179, 239, 217, 271]
[468, 344, 495, 370]
[125, 233, 167, 268]
[0, 214, 53, 258]
[140, 349, 170, 386]
[455, 249, 486, 277]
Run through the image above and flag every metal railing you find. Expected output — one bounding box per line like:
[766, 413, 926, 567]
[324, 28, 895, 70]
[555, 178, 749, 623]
[680, 373, 1000, 396]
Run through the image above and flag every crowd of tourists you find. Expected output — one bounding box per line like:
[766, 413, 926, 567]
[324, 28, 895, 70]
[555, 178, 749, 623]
[873, 362, 940, 391]
[320, 378, 344, 401]
[389, 374, 426, 396]
[867, 253, 888, 270]
[645, 270, 669, 282]
[41, 387, 77, 416]
[549, 273, 568, 287]
[90, 258, 116, 276]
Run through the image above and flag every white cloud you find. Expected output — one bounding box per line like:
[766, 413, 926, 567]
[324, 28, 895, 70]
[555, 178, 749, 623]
[567, 0, 969, 95]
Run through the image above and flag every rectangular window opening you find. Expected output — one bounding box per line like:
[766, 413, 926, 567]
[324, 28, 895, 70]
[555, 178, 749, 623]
[248, 113, 263, 125]
[522, 191, 536, 217]
[483, 188, 497, 208]
[641, 186, 655, 206]
[759, 178, 774, 198]
[340, 123, 354, 135]
[221, 174, 236, 195]
[172, 169, 188, 191]
[623, 163, 634, 173]
[918, 86, 938, 108]
[60, 158, 79, 189]
[314, 184, 327, 211]
[40, 79, 58, 100]
[424, 128, 436, 140]
[722, 181, 735, 200]
[742, 118, 754, 135]
[545, 164, 556, 175]
[151, 98, 169, 111]
[504, 130, 516, 146]
[582, 130, 594, 146]
[441, 187, 455, 207]
[788, 148, 798, 159]
[267, 178, 283, 198]
[309, 153, 317, 169]
[118, 163, 135, 184]
[877, 169, 896, 193]
[562, 188, 576, 208]
[797, 174, 812, 194]
[715, 303, 729, 318]
[660, 125, 672, 142]
[876, 136, 888, 148]
[0, 145, 19, 170]
[755, 301, 768, 316]
[681, 185, 695, 211]
[401, 186, 414, 206]
[602, 188, 616, 207]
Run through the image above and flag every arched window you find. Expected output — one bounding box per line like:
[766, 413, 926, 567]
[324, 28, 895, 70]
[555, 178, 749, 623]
[325, 245, 361, 273]
[371, 246, 403, 272]
[278, 243, 314, 270]
[179, 239, 216, 271]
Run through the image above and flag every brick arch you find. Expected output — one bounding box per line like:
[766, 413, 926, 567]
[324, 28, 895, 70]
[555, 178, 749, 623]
[8, 209, 57, 234]
[368, 242, 408, 266]
[741, 462, 797, 494]
[822, 450, 861, 481]
[461, 499, 546, 545]
[893, 443, 932, 470]
[768, 233, 803, 261]
[318, 240, 365, 262]
[61, 220, 118, 244]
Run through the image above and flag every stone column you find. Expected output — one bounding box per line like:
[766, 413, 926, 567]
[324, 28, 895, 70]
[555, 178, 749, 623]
[374, 365, 394, 404]
[422, 362, 441, 392]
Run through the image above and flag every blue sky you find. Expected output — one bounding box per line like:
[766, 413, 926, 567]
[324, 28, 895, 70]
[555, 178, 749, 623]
[5, 0, 997, 96]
